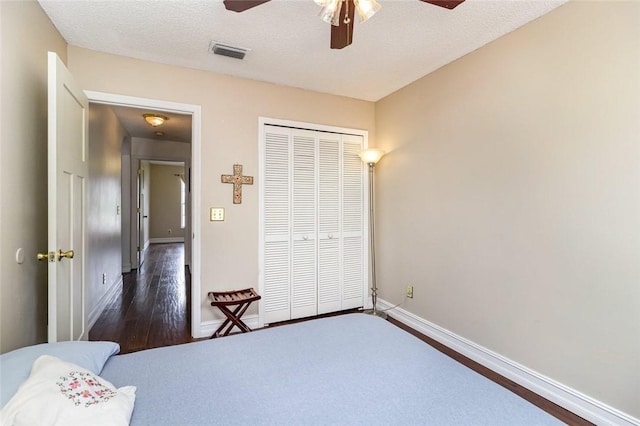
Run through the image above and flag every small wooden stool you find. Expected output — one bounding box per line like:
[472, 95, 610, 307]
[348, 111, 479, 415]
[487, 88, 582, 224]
[208, 288, 261, 338]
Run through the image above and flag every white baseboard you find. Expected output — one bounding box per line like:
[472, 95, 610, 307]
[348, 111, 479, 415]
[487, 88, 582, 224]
[198, 315, 259, 339]
[149, 237, 185, 244]
[88, 275, 123, 331]
[377, 299, 638, 426]
[122, 263, 131, 273]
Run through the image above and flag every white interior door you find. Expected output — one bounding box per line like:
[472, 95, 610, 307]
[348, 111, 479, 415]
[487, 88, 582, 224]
[262, 126, 292, 324]
[317, 132, 341, 314]
[291, 129, 318, 319]
[46, 52, 89, 342]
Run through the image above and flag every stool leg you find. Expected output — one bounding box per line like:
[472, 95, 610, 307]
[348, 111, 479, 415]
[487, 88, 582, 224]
[221, 303, 251, 335]
[210, 301, 257, 338]
[211, 306, 235, 338]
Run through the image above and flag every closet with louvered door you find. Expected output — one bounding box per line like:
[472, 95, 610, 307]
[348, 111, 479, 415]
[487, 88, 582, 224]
[261, 124, 365, 324]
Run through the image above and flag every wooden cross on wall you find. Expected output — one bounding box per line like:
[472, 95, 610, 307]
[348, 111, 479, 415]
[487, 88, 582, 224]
[221, 164, 254, 204]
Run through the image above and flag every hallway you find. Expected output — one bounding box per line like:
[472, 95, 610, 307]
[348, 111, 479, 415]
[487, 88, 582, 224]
[90, 243, 192, 353]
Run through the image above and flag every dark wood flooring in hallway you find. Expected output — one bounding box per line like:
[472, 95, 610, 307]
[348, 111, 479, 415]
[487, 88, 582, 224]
[89, 243, 193, 354]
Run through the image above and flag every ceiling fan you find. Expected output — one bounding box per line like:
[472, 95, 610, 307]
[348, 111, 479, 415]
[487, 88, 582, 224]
[223, 0, 465, 49]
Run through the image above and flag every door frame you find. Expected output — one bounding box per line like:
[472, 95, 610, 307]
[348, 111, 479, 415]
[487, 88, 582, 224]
[137, 160, 145, 268]
[133, 158, 189, 265]
[86, 91, 202, 338]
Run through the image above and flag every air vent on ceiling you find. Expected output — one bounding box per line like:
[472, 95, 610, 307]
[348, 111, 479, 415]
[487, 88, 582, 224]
[209, 41, 249, 60]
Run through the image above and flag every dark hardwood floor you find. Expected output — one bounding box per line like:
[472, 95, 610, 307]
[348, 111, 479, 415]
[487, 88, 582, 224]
[90, 243, 591, 425]
[89, 243, 193, 353]
[387, 317, 593, 425]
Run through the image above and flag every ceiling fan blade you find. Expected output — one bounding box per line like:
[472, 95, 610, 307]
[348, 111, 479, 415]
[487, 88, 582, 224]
[330, 0, 356, 49]
[420, 0, 465, 10]
[223, 0, 270, 13]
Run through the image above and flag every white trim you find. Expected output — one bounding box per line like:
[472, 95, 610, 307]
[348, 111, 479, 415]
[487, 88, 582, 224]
[199, 315, 260, 338]
[87, 275, 123, 331]
[377, 299, 640, 426]
[122, 263, 132, 273]
[85, 90, 202, 340]
[149, 237, 185, 244]
[257, 117, 370, 328]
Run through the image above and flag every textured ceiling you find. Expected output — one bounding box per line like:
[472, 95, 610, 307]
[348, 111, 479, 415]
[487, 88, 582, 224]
[38, 0, 566, 102]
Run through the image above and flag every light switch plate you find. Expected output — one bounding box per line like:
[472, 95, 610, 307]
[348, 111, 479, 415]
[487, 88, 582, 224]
[210, 207, 225, 221]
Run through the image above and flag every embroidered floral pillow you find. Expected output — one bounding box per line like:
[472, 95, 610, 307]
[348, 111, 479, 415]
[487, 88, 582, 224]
[0, 355, 135, 426]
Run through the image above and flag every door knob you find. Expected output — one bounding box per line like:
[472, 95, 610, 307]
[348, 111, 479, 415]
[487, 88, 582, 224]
[57, 249, 74, 261]
[37, 251, 55, 262]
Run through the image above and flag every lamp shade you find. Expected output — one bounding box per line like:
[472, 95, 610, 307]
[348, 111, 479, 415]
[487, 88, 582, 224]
[354, 0, 381, 22]
[358, 148, 385, 165]
[319, 0, 343, 26]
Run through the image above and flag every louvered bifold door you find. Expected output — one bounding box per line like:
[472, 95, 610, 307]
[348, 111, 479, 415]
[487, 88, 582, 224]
[263, 126, 292, 324]
[341, 135, 365, 309]
[317, 132, 342, 314]
[291, 129, 318, 319]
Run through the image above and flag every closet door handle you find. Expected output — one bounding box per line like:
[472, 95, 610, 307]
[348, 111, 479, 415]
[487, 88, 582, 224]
[302, 235, 309, 241]
[328, 233, 334, 239]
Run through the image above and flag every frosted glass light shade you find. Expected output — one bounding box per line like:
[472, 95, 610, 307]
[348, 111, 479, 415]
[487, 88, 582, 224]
[143, 114, 167, 127]
[354, 0, 381, 23]
[319, 0, 343, 26]
[358, 148, 385, 165]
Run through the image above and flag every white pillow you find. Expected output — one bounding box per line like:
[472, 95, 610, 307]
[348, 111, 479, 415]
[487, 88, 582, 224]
[0, 341, 120, 408]
[0, 355, 136, 426]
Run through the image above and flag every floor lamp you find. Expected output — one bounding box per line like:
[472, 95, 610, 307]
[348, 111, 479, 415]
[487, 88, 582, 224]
[358, 148, 386, 319]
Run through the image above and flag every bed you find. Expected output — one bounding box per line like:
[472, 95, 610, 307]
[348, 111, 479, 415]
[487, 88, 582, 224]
[1, 314, 562, 425]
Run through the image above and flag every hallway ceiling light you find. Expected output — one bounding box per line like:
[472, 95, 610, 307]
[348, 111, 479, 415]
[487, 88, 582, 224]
[143, 113, 168, 127]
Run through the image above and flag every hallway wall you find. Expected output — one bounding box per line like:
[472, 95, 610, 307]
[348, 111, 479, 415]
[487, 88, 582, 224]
[87, 103, 127, 327]
[149, 164, 186, 241]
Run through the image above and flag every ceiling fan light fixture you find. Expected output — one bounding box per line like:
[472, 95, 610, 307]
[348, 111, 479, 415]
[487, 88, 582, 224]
[143, 114, 168, 127]
[354, 0, 381, 22]
[319, 0, 343, 26]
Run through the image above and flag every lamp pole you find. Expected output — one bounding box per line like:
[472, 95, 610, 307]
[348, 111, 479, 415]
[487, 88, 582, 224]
[358, 148, 386, 319]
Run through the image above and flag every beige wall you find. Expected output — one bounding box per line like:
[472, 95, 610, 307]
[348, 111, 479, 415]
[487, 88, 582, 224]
[149, 164, 185, 240]
[0, 1, 67, 353]
[375, 0, 640, 418]
[87, 104, 126, 325]
[67, 47, 376, 323]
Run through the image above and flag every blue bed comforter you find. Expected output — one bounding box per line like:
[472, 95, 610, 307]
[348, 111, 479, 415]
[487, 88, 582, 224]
[100, 314, 562, 425]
